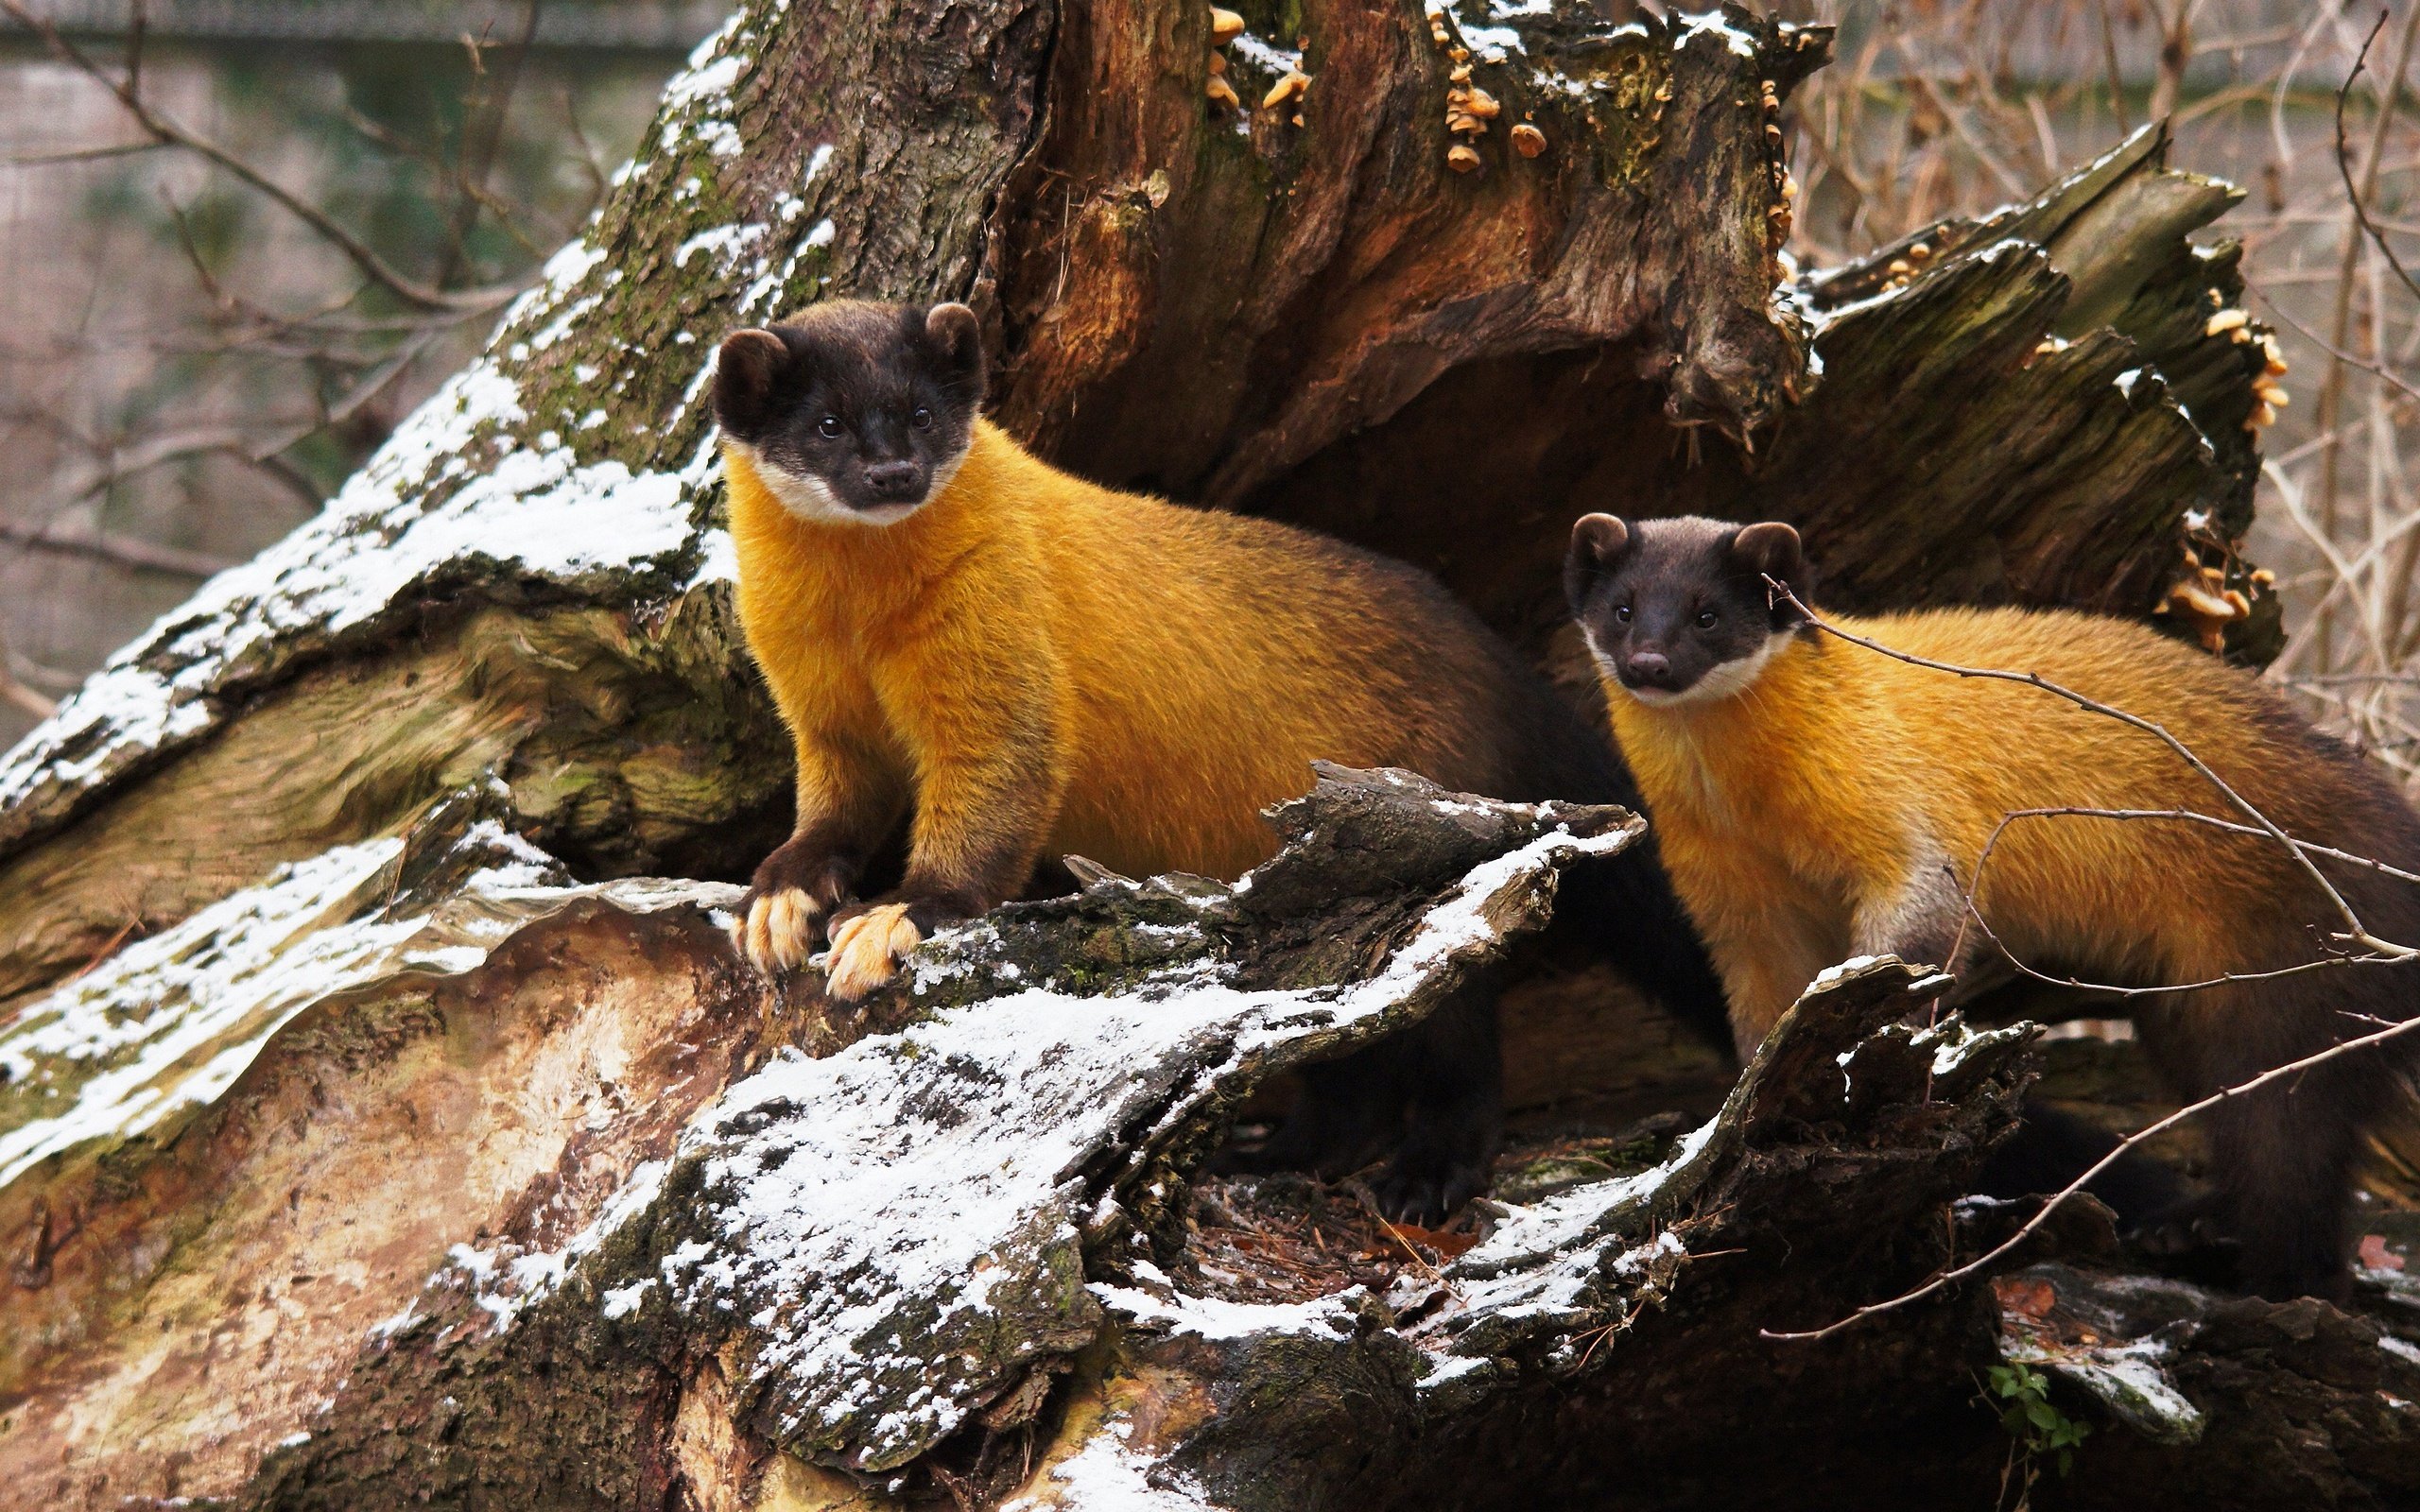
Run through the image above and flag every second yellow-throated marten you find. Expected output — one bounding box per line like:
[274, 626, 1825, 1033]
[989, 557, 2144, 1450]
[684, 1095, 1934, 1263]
[1565, 512, 2420, 1300]
[711, 300, 1723, 1220]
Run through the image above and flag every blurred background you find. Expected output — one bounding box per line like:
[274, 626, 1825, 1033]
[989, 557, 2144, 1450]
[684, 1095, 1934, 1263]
[0, 0, 2414, 782]
[0, 0, 710, 734]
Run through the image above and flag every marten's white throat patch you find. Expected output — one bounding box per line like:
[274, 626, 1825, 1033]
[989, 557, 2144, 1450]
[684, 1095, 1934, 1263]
[1590, 627, 1794, 708]
[728, 439, 965, 527]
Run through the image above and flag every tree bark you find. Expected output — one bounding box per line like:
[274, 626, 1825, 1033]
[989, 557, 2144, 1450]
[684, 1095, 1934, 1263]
[0, 1, 2392, 1507]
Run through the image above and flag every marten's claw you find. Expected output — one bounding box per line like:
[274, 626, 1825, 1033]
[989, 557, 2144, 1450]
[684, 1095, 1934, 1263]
[823, 902, 923, 1000]
[735, 886, 824, 974]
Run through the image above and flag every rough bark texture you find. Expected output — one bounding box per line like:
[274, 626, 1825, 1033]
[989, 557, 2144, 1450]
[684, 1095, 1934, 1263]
[0, 0, 2393, 1507]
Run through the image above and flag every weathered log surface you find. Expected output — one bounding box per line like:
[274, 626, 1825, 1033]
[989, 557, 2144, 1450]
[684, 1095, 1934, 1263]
[9, 767, 2417, 1510]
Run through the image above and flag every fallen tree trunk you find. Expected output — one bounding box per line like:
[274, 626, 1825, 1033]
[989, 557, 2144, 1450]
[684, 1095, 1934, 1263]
[0, 0, 2394, 1506]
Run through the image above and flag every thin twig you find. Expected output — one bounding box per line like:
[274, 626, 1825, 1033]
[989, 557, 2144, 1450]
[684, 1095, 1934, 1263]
[2339, 7, 2420, 314]
[0, 0, 519, 315]
[1763, 1003, 2420, 1342]
[1976, 805, 2420, 889]
[0, 520, 232, 579]
[2253, 285, 2420, 405]
[1775, 588, 2412, 959]
[0, 623, 56, 720]
[1749, 591, 2420, 1343]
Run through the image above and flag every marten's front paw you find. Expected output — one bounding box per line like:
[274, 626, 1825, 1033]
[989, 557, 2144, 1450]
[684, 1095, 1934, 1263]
[822, 903, 924, 1001]
[734, 842, 858, 974]
[735, 887, 827, 973]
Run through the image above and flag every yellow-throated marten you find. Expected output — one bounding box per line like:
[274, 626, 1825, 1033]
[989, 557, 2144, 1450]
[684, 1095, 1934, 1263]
[1565, 512, 2420, 1299]
[711, 300, 1723, 1220]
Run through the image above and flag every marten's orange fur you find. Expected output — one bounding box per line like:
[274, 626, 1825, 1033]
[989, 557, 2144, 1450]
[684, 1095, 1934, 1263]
[1605, 607, 2388, 1050]
[727, 421, 1562, 995]
[1577, 523, 2420, 1297]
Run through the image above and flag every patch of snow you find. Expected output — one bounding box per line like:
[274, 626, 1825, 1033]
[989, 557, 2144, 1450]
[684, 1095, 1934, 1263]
[601, 1277, 657, 1319]
[0, 356, 714, 835]
[675, 222, 770, 271]
[2384, 1335, 2420, 1366]
[0, 819, 725, 1196]
[664, 51, 744, 112]
[494, 240, 609, 340]
[368, 1297, 423, 1341]
[687, 526, 739, 589]
[1229, 32, 1302, 75]
[1677, 9, 1760, 59]
[1090, 1282, 1363, 1341]
[1809, 954, 1882, 988]
[1418, 1351, 1492, 1389]
[2012, 1333, 2204, 1443]
[1000, 1425, 1221, 1511]
[0, 838, 407, 1187]
[462, 816, 1634, 1469]
[447, 1156, 673, 1331]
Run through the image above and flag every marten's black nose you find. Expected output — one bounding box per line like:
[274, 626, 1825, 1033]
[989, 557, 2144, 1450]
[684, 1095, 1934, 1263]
[1625, 649, 1673, 687]
[864, 460, 924, 500]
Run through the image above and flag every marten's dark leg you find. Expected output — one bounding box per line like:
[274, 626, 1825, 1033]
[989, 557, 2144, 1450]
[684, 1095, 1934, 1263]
[736, 732, 908, 974]
[1371, 988, 1506, 1226]
[2207, 1071, 2368, 1302]
[824, 695, 1064, 1001]
[2138, 978, 2399, 1302]
[1214, 1053, 1407, 1185]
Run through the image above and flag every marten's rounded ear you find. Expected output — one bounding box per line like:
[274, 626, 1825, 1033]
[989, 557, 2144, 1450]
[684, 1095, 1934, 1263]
[714, 328, 790, 439]
[1564, 513, 1632, 616]
[1729, 522, 1808, 623]
[924, 302, 986, 394]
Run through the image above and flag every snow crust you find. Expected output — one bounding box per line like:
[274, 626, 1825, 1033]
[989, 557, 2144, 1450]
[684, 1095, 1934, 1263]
[0, 820, 722, 1194]
[1001, 1424, 1222, 1511]
[0, 836, 457, 1189]
[1088, 1279, 1365, 1343]
[1676, 9, 1759, 59]
[2007, 1332, 2206, 1443]
[412, 819, 1629, 1470]
[0, 6, 785, 847]
[1429, 1118, 1716, 1343]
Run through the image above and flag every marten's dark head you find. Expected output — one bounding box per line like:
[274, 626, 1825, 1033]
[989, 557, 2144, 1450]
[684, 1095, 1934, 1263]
[713, 301, 985, 524]
[1564, 514, 1813, 706]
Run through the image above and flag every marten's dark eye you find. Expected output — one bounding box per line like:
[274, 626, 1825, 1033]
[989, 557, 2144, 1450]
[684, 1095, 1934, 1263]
[816, 415, 843, 439]
[1696, 610, 1719, 629]
[1614, 605, 1633, 623]
[909, 406, 934, 431]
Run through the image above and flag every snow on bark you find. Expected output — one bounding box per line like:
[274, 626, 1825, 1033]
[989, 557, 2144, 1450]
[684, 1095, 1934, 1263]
[0, 4, 825, 858]
[442, 770, 1643, 1474]
[0, 781, 728, 1194]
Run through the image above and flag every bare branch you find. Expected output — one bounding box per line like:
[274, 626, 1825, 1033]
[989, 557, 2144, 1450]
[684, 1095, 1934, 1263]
[1764, 1001, 2420, 1343]
[2253, 285, 2420, 406]
[0, 621, 57, 720]
[1772, 586, 2414, 960]
[0, 520, 233, 580]
[0, 0, 521, 316]
[2337, 8, 2420, 316]
[3, 140, 165, 167]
